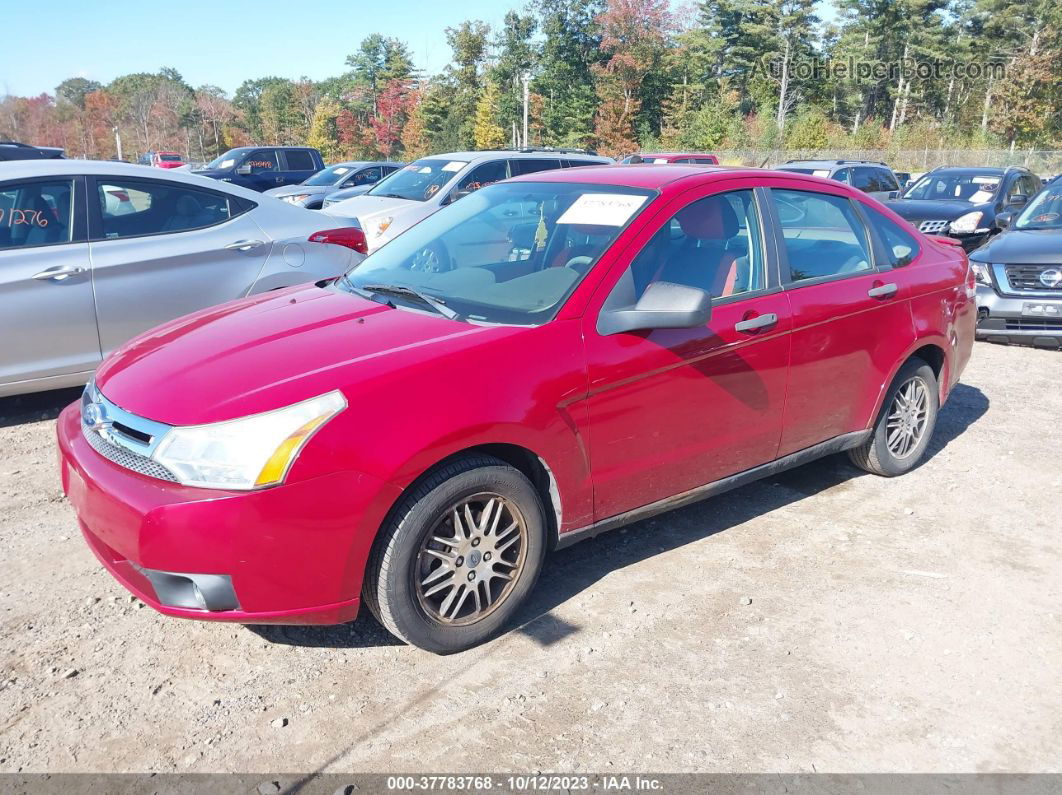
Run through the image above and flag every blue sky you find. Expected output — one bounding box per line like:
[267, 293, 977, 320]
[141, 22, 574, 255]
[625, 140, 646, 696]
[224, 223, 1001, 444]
[1, 0, 838, 98]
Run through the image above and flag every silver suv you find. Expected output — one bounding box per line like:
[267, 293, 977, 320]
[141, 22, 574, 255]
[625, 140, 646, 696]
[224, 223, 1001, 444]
[776, 160, 902, 201]
[324, 148, 612, 253]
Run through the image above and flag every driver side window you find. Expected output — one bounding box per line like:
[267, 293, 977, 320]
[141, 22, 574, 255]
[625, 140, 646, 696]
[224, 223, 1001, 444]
[455, 160, 509, 196]
[244, 150, 277, 174]
[610, 190, 766, 308]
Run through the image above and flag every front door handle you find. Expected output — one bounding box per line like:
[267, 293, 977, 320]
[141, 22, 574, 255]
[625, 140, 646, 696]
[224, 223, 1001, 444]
[225, 239, 265, 252]
[734, 313, 778, 333]
[33, 265, 86, 281]
[868, 282, 898, 299]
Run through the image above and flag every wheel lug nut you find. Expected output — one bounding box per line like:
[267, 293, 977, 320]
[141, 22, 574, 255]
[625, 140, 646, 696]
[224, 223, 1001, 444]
[484, 552, 492, 561]
[467, 571, 476, 581]
[455, 556, 464, 567]
[471, 538, 480, 547]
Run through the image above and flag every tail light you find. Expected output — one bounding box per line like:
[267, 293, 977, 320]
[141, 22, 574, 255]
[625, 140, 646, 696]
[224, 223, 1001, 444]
[308, 227, 367, 255]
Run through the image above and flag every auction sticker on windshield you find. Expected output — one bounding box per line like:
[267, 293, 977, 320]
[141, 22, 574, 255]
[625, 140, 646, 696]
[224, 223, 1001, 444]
[557, 193, 648, 226]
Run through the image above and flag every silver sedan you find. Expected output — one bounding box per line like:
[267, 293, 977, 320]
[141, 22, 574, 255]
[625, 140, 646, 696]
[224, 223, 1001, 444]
[0, 160, 365, 397]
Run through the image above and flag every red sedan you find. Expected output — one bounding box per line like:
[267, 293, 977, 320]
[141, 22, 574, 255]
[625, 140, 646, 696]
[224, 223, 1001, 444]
[58, 165, 976, 653]
[621, 152, 720, 165]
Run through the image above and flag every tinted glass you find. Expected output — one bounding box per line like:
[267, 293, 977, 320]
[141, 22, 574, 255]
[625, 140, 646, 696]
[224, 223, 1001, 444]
[877, 168, 899, 191]
[96, 180, 241, 239]
[567, 159, 606, 168]
[851, 168, 877, 191]
[1014, 186, 1062, 230]
[456, 160, 509, 194]
[244, 150, 277, 173]
[693, 158, 718, 165]
[510, 159, 562, 176]
[284, 150, 315, 171]
[338, 182, 654, 325]
[614, 189, 765, 306]
[772, 189, 873, 282]
[368, 158, 466, 202]
[867, 208, 919, 266]
[0, 179, 75, 250]
[352, 167, 381, 185]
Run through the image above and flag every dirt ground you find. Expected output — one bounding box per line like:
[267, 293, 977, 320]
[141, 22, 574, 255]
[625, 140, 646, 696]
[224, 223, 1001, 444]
[0, 341, 1059, 775]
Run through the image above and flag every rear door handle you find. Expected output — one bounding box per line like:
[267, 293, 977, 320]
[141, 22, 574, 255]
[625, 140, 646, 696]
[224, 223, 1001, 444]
[868, 283, 898, 298]
[734, 313, 778, 333]
[225, 239, 265, 252]
[32, 266, 86, 281]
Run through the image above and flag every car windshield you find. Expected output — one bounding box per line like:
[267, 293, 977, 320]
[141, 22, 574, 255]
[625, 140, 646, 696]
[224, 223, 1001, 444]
[903, 173, 1001, 202]
[204, 149, 245, 170]
[1014, 188, 1062, 230]
[158, 153, 181, 162]
[368, 159, 467, 201]
[336, 182, 656, 325]
[304, 164, 355, 186]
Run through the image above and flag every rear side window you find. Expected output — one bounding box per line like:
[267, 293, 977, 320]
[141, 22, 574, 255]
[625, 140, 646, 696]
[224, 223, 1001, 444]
[511, 159, 562, 176]
[877, 168, 899, 192]
[94, 179, 246, 240]
[772, 188, 873, 282]
[283, 150, 315, 171]
[693, 157, 718, 165]
[456, 160, 509, 194]
[866, 208, 919, 267]
[566, 159, 606, 168]
[0, 179, 76, 250]
[851, 167, 878, 192]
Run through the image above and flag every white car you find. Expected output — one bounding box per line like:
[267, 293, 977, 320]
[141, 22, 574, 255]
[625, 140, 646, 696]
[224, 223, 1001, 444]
[325, 149, 612, 255]
[0, 160, 365, 397]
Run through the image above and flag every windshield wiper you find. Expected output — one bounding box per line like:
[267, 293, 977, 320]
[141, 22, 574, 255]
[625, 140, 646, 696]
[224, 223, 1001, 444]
[374, 192, 408, 200]
[358, 283, 461, 320]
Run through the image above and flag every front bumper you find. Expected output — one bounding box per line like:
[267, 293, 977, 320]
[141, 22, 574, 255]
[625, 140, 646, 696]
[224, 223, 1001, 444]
[975, 284, 1062, 348]
[57, 404, 400, 624]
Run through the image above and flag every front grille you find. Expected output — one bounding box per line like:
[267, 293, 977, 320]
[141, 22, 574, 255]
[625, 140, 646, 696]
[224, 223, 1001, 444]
[81, 421, 179, 482]
[917, 219, 949, 234]
[1005, 264, 1062, 292]
[1004, 318, 1062, 331]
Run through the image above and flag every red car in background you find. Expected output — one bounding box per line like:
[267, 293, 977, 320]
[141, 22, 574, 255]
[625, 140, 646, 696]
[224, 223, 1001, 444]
[621, 152, 720, 165]
[151, 151, 184, 169]
[58, 165, 975, 653]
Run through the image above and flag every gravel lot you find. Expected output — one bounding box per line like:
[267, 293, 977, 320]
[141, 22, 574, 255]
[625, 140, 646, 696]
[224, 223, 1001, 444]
[0, 341, 1059, 775]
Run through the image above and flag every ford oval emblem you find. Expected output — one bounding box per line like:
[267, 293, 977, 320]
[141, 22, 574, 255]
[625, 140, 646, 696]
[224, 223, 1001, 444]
[83, 402, 108, 431]
[1039, 269, 1062, 288]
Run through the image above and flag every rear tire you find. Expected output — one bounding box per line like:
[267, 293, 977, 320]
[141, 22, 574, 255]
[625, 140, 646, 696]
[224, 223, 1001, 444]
[848, 358, 939, 477]
[363, 454, 547, 654]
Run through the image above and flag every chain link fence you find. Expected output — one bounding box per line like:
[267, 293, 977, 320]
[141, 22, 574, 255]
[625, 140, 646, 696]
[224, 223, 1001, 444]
[716, 149, 1062, 175]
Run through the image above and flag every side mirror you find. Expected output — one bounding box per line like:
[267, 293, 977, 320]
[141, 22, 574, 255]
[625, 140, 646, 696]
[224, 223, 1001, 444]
[887, 190, 899, 199]
[236, 163, 252, 176]
[597, 281, 712, 336]
[996, 210, 1014, 229]
[1007, 194, 1028, 209]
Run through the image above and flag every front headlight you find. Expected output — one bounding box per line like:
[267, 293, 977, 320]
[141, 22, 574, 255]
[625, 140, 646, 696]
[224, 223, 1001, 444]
[969, 262, 993, 285]
[152, 391, 346, 490]
[374, 217, 393, 238]
[283, 194, 311, 204]
[949, 211, 984, 234]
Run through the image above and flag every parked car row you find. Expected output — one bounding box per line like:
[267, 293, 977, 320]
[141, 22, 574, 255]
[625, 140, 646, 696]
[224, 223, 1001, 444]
[54, 162, 976, 652]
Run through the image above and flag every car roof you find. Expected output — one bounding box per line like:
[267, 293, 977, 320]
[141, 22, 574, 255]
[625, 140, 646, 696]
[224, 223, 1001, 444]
[0, 159, 265, 199]
[925, 166, 1009, 176]
[332, 160, 404, 168]
[423, 151, 611, 163]
[636, 153, 716, 159]
[507, 163, 766, 189]
[782, 160, 889, 169]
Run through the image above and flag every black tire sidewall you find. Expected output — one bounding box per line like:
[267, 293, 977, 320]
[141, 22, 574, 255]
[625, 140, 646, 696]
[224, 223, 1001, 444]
[379, 464, 546, 654]
[870, 360, 939, 476]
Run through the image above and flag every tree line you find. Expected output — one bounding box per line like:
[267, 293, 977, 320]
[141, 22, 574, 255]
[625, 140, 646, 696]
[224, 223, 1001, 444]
[1, 0, 1058, 164]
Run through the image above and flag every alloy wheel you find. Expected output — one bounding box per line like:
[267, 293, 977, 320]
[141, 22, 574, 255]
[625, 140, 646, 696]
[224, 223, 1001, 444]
[414, 493, 528, 626]
[885, 376, 930, 459]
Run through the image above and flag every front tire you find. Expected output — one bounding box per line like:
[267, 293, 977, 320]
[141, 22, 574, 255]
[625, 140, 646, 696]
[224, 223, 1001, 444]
[849, 358, 939, 477]
[363, 455, 547, 653]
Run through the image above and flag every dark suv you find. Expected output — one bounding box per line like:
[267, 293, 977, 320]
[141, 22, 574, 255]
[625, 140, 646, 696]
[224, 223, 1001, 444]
[886, 166, 1041, 252]
[193, 146, 325, 192]
[777, 160, 901, 201]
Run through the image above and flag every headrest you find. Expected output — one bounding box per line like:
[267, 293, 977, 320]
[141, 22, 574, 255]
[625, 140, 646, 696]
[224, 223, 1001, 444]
[676, 195, 738, 240]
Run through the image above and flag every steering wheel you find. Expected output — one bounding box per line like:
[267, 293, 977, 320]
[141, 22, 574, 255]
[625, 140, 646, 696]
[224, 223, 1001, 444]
[408, 239, 453, 273]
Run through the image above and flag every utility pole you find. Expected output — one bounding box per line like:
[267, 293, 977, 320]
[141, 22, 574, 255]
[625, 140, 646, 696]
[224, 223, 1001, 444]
[113, 126, 122, 161]
[521, 72, 530, 148]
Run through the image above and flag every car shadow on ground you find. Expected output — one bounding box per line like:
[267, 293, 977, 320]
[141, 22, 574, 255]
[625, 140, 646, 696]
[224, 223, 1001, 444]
[257, 382, 989, 651]
[0, 386, 82, 429]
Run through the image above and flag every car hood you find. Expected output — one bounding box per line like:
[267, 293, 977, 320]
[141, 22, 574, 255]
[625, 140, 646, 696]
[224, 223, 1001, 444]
[191, 168, 229, 179]
[324, 195, 432, 247]
[885, 198, 984, 221]
[95, 284, 498, 426]
[968, 228, 1062, 264]
[264, 185, 332, 198]
[325, 184, 373, 202]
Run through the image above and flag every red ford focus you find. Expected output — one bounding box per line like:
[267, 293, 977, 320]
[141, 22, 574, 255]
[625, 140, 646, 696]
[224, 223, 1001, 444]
[58, 165, 975, 653]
